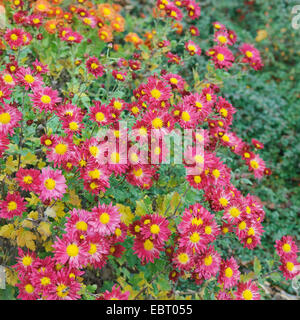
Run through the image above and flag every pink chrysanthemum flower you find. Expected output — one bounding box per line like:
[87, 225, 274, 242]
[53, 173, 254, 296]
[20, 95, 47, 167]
[32, 59, 49, 74]
[99, 284, 130, 300]
[53, 234, 89, 269]
[133, 236, 162, 263]
[140, 213, 171, 245]
[86, 56, 105, 78]
[29, 86, 62, 113]
[279, 258, 300, 280]
[0, 72, 16, 87]
[216, 290, 233, 300]
[48, 271, 81, 300]
[4, 28, 25, 49]
[235, 281, 261, 300]
[0, 84, 12, 103]
[162, 73, 186, 92]
[275, 235, 298, 260]
[15, 67, 43, 90]
[196, 246, 221, 279]
[39, 167, 67, 202]
[89, 101, 112, 125]
[185, 40, 201, 56]
[90, 202, 121, 236]
[0, 104, 22, 136]
[86, 235, 110, 268]
[207, 46, 235, 70]
[16, 278, 39, 300]
[31, 268, 56, 296]
[172, 248, 194, 271]
[239, 43, 263, 71]
[16, 168, 41, 192]
[65, 209, 91, 237]
[246, 154, 266, 179]
[218, 257, 240, 289]
[46, 136, 73, 167]
[13, 248, 37, 276]
[112, 70, 127, 81]
[0, 192, 26, 219]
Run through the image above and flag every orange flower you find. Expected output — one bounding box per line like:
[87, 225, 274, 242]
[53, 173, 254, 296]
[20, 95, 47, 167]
[112, 4, 122, 12]
[111, 15, 125, 32]
[172, 22, 183, 35]
[97, 3, 116, 21]
[44, 19, 59, 34]
[124, 33, 143, 48]
[34, 0, 51, 13]
[98, 25, 113, 42]
[63, 12, 73, 21]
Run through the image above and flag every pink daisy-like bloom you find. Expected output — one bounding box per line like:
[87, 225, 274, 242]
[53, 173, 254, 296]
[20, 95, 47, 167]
[4, 28, 25, 49]
[172, 248, 194, 271]
[275, 235, 298, 260]
[162, 73, 186, 92]
[0, 192, 26, 219]
[99, 284, 130, 300]
[279, 258, 300, 280]
[0, 104, 22, 136]
[16, 278, 39, 300]
[0, 135, 10, 157]
[185, 40, 201, 56]
[86, 56, 105, 78]
[132, 236, 162, 263]
[207, 46, 235, 70]
[218, 257, 240, 289]
[32, 59, 49, 75]
[90, 202, 121, 236]
[13, 248, 37, 276]
[65, 209, 91, 237]
[166, 51, 183, 65]
[239, 43, 263, 71]
[251, 139, 264, 150]
[179, 225, 209, 254]
[85, 235, 110, 269]
[59, 28, 83, 44]
[174, 103, 199, 129]
[0, 72, 16, 87]
[15, 67, 43, 90]
[214, 29, 230, 46]
[223, 198, 245, 224]
[53, 234, 89, 269]
[39, 167, 67, 202]
[165, 3, 183, 21]
[31, 268, 56, 297]
[189, 25, 200, 36]
[140, 213, 171, 245]
[29, 86, 62, 113]
[212, 21, 226, 31]
[89, 101, 112, 125]
[187, 0, 201, 20]
[143, 76, 172, 107]
[48, 271, 81, 300]
[195, 246, 221, 280]
[112, 70, 127, 82]
[246, 154, 266, 179]
[46, 136, 73, 167]
[235, 281, 261, 300]
[61, 115, 85, 136]
[183, 93, 212, 122]
[15, 168, 41, 192]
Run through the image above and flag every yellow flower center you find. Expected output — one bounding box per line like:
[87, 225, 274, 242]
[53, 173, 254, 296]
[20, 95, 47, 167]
[41, 95, 51, 104]
[191, 217, 203, 226]
[3, 74, 13, 83]
[24, 74, 35, 84]
[239, 221, 247, 230]
[225, 267, 233, 278]
[115, 228, 122, 237]
[219, 198, 228, 207]
[144, 239, 153, 251]
[25, 284, 34, 294]
[204, 255, 213, 266]
[190, 232, 200, 243]
[282, 243, 291, 253]
[286, 261, 294, 271]
[88, 243, 97, 255]
[194, 175, 201, 183]
[250, 160, 259, 169]
[242, 289, 253, 300]
[56, 284, 69, 298]
[76, 221, 88, 231]
[89, 146, 99, 157]
[99, 213, 110, 224]
[246, 51, 253, 58]
[95, 112, 105, 122]
[217, 53, 225, 61]
[7, 201, 17, 211]
[218, 35, 227, 44]
[178, 253, 189, 264]
[66, 244, 79, 257]
[44, 178, 56, 190]
[170, 77, 178, 84]
[194, 155, 204, 164]
[229, 207, 240, 218]
[151, 89, 162, 99]
[205, 226, 212, 234]
[41, 277, 51, 286]
[22, 256, 32, 266]
[88, 169, 100, 179]
[0, 113, 11, 124]
[212, 169, 220, 178]
[181, 111, 191, 122]
[23, 176, 33, 184]
[55, 143, 68, 155]
[10, 34, 18, 41]
[110, 152, 120, 164]
[45, 139, 52, 146]
[133, 168, 143, 177]
[150, 224, 160, 234]
[69, 122, 78, 131]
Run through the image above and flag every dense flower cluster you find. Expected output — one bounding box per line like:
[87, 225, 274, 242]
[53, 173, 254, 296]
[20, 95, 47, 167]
[0, 0, 297, 301]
